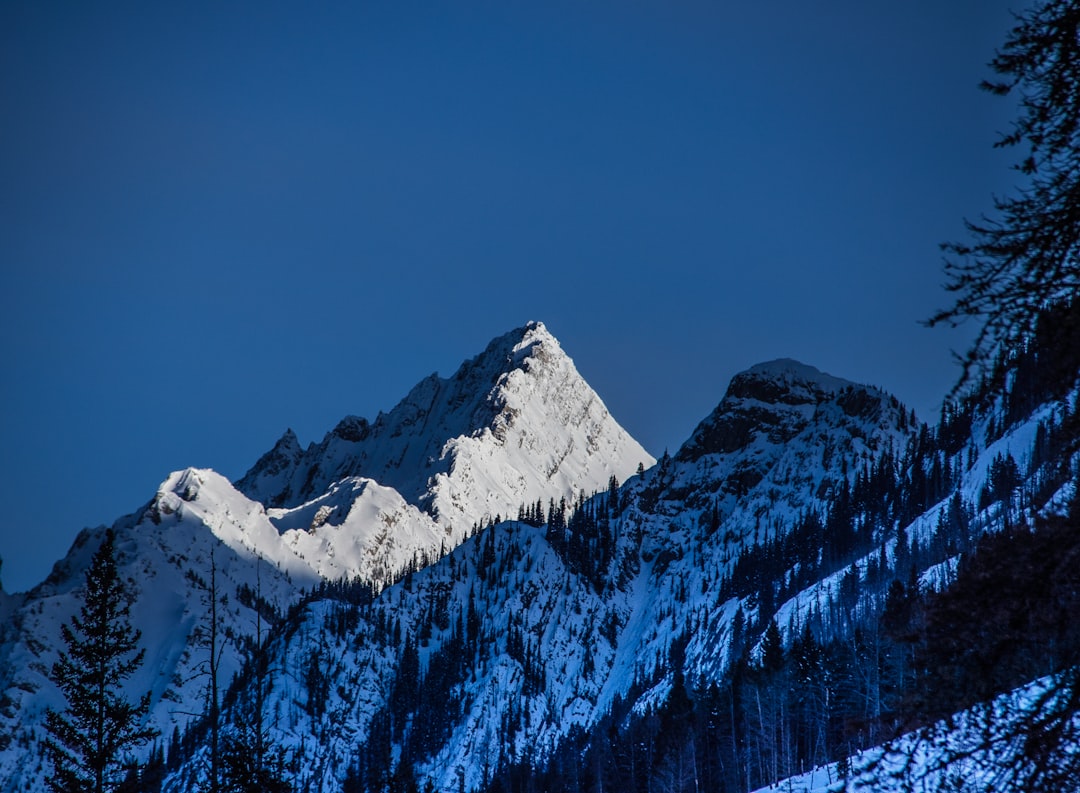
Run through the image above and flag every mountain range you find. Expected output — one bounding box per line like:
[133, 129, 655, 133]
[1, 318, 1077, 793]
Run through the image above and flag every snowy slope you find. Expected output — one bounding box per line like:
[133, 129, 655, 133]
[234, 322, 654, 589]
[7, 335, 1074, 793]
[608, 360, 912, 694]
[0, 469, 317, 791]
[749, 675, 1074, 793]
[165, 358, 1076, 793]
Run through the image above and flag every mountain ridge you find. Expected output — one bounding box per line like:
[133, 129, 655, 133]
[3, 319, 1074, 793]
[158, 352, 927, 792]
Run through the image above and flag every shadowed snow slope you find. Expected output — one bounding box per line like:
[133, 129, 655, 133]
[13, 340, 1061, 793]
[200, 361, 1069, 793]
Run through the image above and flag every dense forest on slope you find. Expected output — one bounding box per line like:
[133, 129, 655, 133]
[133, 298, 1080, 793]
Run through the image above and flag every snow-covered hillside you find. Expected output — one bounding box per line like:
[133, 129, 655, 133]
[0, 321, 653, 793]
[159, 358, 922, 791]
[3, 319, 1075, 793]
[749, 674, 1075, 793]
[161, 353, 1076, 793]
[0, 469, 315, 790]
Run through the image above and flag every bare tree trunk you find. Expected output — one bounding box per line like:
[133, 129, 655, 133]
[208, 545, 221, 793]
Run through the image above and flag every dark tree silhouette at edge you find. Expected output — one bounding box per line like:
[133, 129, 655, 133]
[929, 0, 1080, 386]
[44, 529, 157, 793]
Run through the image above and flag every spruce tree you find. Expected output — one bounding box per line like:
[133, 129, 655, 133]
[44, 529, 157, 793]
[930, 0, 1080, 384]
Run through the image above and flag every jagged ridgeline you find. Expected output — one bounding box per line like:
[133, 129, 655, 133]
[1, 310, 1078, 793]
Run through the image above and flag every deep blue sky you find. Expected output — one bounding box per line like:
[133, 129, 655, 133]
[1, 1, 1025, 593]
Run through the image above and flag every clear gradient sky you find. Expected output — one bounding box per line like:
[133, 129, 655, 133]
[1, 1, 1026, 593]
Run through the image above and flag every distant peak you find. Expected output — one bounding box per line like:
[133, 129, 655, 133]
[235, 429, 305, 502]
[276, 428, 301, 449]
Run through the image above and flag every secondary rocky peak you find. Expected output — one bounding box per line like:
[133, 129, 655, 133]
[265, 428, 303, 461]
[234, 428, 305, 507]
[678, 360, 883, 462]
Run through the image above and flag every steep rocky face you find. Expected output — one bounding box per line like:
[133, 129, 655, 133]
[665, 359, 909, 526]
[237, 428, 304, 505]
[237, 321, 654, 540]
[678, 359, 881, 460]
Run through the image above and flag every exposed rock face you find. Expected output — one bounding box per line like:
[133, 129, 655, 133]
[671, 359, 906, 523]
[679, 359, 863, 460]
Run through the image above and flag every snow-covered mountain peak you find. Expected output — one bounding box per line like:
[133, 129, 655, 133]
[478, 318, 552, 356]
[142, 468, 289, 564]
[505, 318, 555, 360]
[234, 322, 652, 571]
[4, 313, 1075, 793]
[236, 323, 567, 508]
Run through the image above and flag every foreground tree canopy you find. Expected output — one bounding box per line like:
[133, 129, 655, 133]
[931, 0, 1080, 385]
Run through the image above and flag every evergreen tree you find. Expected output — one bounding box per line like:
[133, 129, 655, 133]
[44, 529, 157, 793]
[192, 544, 227, 793]
[929, 0, 1080, 384]
[220, 560, 291, 793]
[219, 736, 290, 793]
